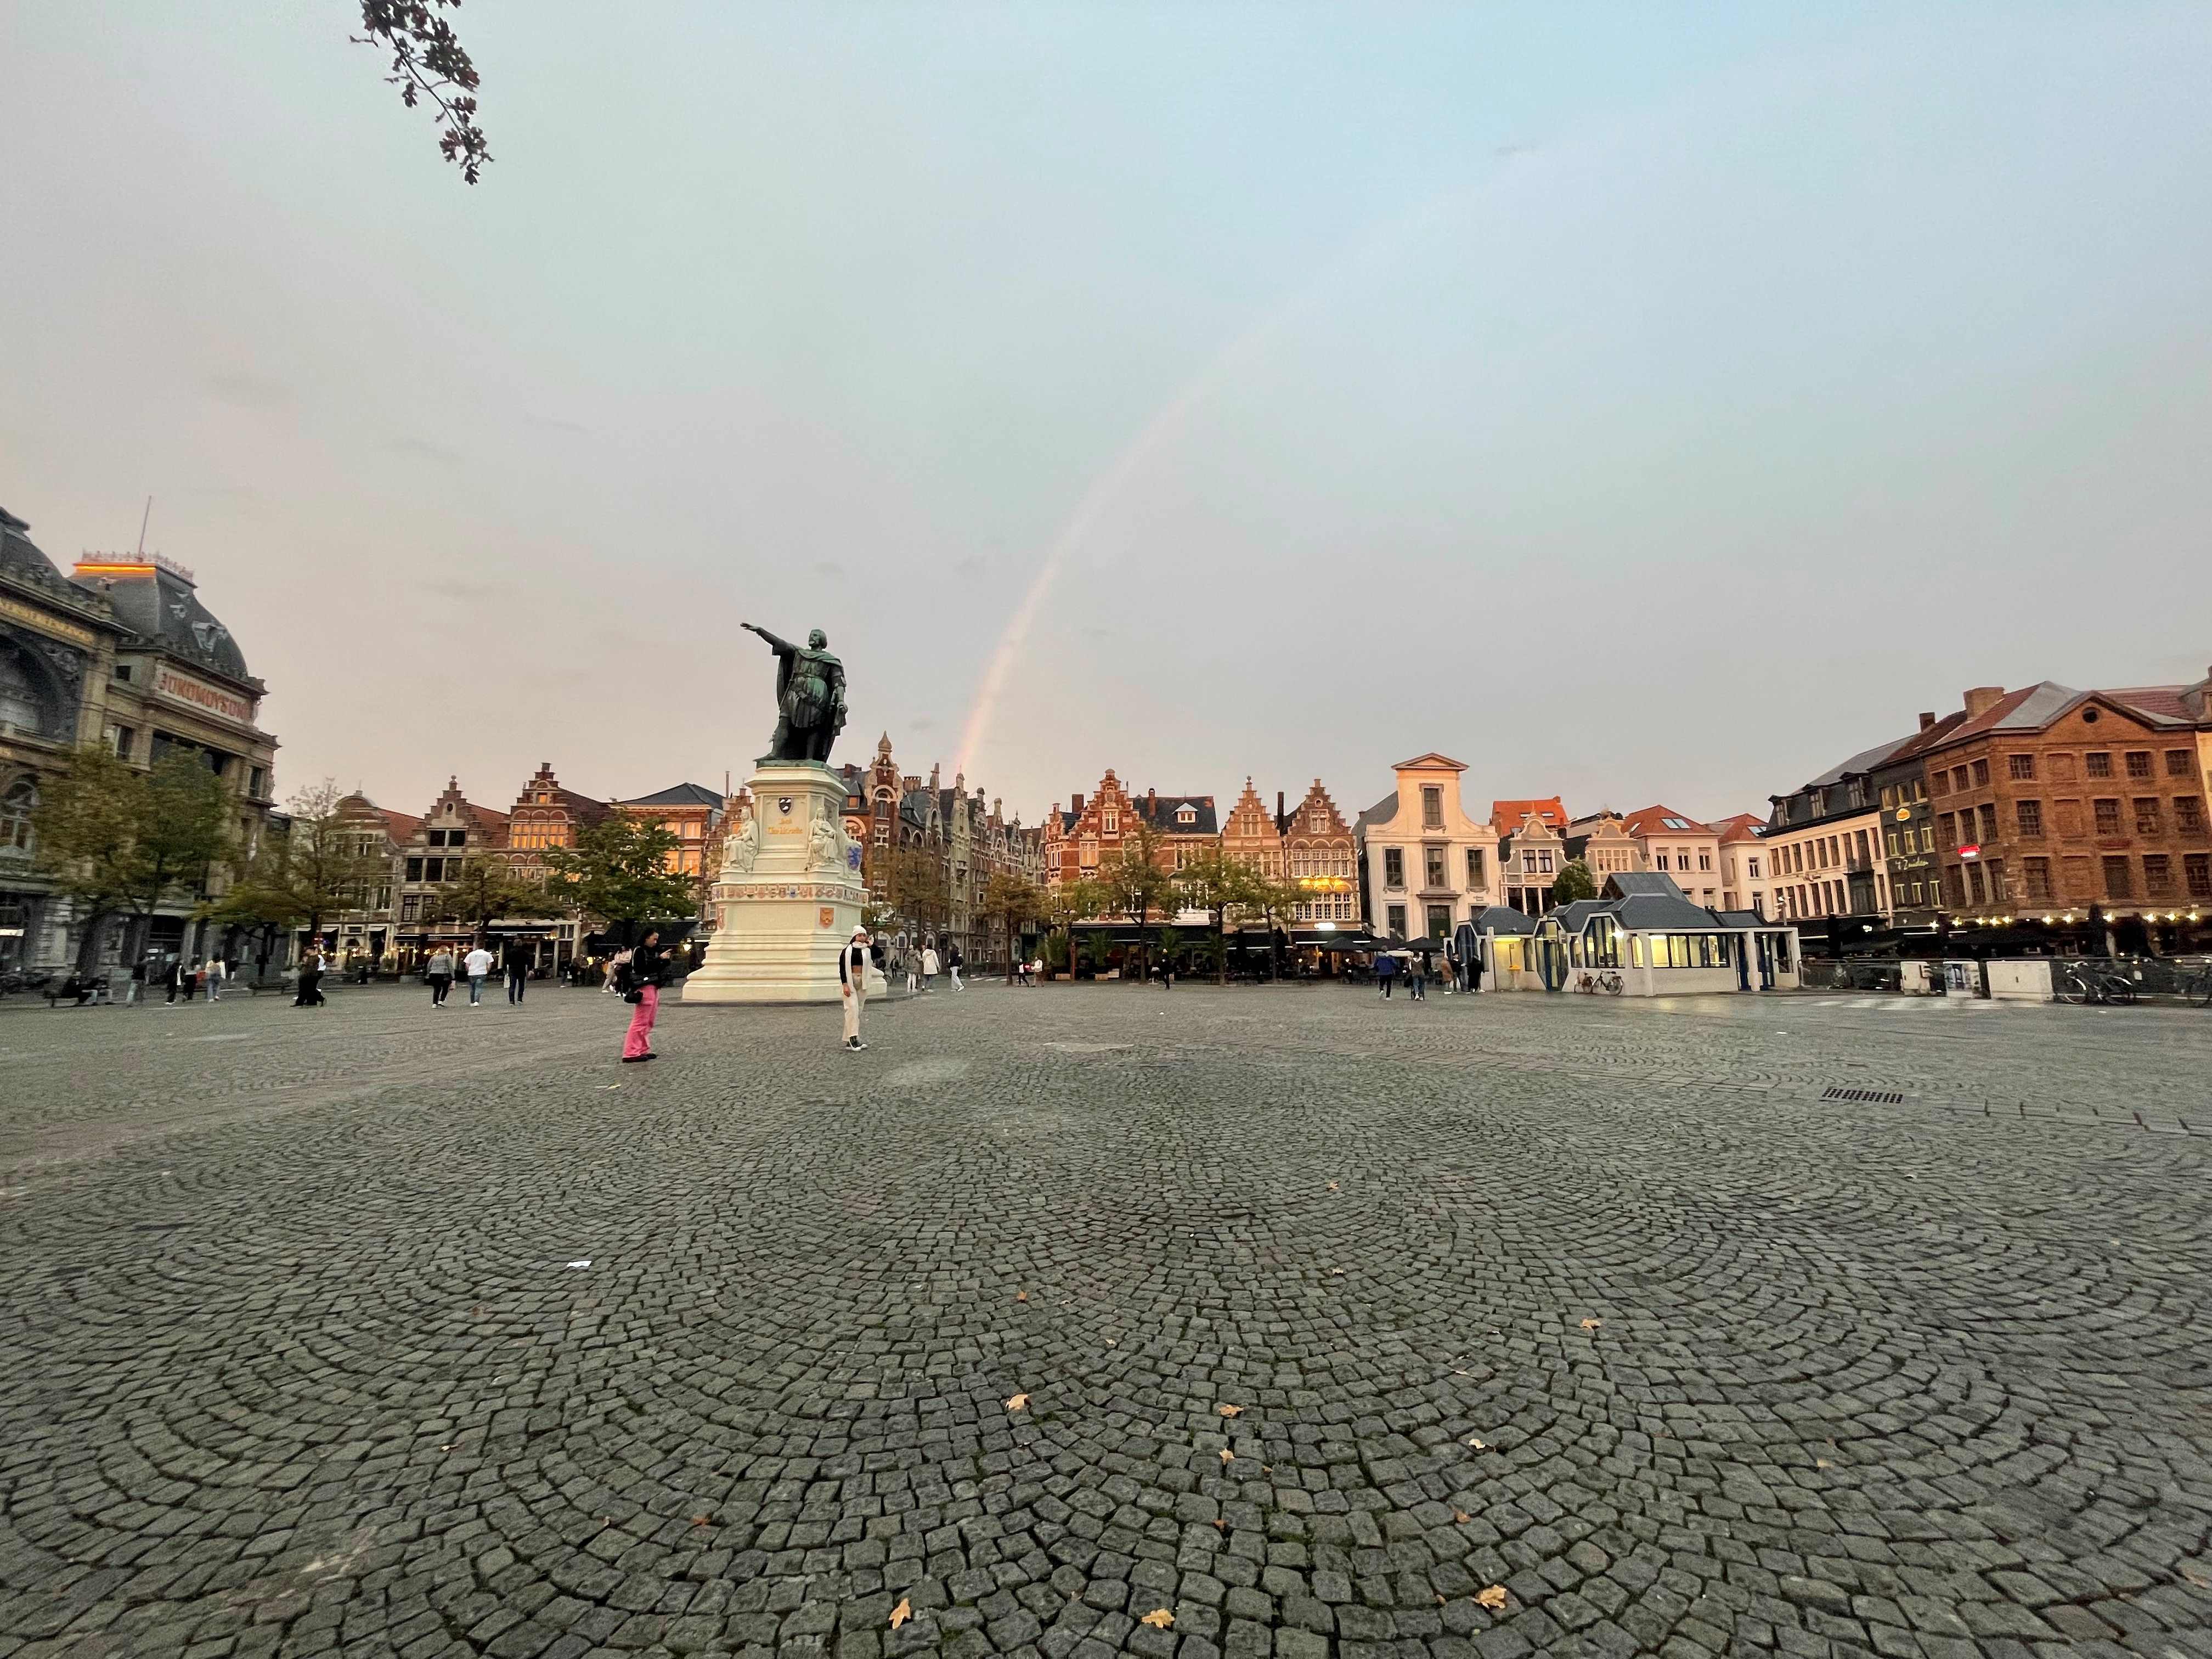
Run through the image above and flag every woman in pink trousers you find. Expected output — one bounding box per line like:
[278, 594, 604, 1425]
[621, 930, 668, 1062]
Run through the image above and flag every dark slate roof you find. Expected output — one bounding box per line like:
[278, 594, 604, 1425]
[82, 562, 255, 684]
[617, 782, 723, 809]
[1552, 899, 1611, 932]
[1615, 893, 1731, 930]
[1799, 733, 1916, 791]
[1713, 909, 1771, 929]
[1136, 794, 1218, 834]
[1, 506, 114, 624]
[1601, 871, 1683, 900]
[1468, 905, 1537, 935]
[1354, 790, 1399, 832]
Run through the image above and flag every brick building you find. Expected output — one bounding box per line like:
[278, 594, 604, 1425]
[1220, 779, 1284, 879]
[1918, 681, 2210, 949]
[1279, 780, 1357, 926]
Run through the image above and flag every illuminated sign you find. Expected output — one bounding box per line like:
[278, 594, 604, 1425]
[1959, 844, 1980, 860]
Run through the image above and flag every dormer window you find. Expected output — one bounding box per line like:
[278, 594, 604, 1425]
[1177, 806, 1196, 825]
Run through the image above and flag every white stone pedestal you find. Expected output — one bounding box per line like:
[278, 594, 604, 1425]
[681, 763, 866, 1005]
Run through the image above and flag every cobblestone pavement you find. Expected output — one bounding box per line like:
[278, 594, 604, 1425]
[3, 983, 2209, 1659]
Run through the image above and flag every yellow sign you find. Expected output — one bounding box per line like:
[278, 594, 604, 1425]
[0, 594, 95, 646]
[1894, 808, 1911, 821]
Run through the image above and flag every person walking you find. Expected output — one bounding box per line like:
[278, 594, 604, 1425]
[505, 947, 529, 1005]
[1375, 951, 1398, 999]
[901, 946, 918, 995]
[839, 926, 871, 1050]
[463, 943, 493, 1007]
[921, 943, 940, 992]
[161, 955, 182, 1006]
[1409, 946, 1432, 1001]
[620, 929, 669, 1062]
[1467, 941, 1486, 996]
[126, 953, 148, 1007]
[947, 943, 964, 991]
[205, 955, 225, 1003]
[293, 949, 326, 1008]
[426, 946, 455, 1008]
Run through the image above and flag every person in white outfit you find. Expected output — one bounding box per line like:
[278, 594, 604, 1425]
[839, 927, 870, 1049]
[920, 944, 940, 992]
[204, 957, 225, 1003]
[463, 944, 493, 1006]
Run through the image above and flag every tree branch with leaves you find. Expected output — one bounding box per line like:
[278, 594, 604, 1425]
[353, 0, 491, 183]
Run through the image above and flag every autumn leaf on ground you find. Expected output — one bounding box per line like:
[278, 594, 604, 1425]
[1327, 1181, 1340, 1192]
[690, 1514, 713, 1526]
[1453, 1510, 1472, 1524]
[1330, 1268, 1345, 1277]
[1217, 1404, 1243, 1417]
[1139, 1609, 1174, 1629]
[1579, 1318, 1601, 1330]
[889, 1598, 912, 1629]
[1218, 1448, 1234, 1464]
[1017, 1290, 1029, 1302]
[1005, 1393, 1029, 1412]
[1466, 1437, 1486, 1449]
[1212, 1517, 1226, 1530]
[1815, 1458, 1832, 1470]
[1475, 1585, 1509, 1611]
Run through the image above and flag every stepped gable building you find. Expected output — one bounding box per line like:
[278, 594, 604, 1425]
[1280, 780, 1357, 925]
[1220, 779, 1284, 879]
[388, 777, 510, 959]
[1356, 754, 1500, 941]
[2, 503, 282, 974]
[504, 763, 609, 862]
[1562, 811, 1641, 884]
[1045, 769, 1138, 886]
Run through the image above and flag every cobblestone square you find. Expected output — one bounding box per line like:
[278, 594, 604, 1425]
[3, 983, 2209, 1659]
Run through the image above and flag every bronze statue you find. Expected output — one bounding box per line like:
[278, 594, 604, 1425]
[742, 623, 847, 764]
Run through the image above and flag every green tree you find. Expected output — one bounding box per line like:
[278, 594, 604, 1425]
[1040, 875, 1107, 980]
[32, 747, 232, 972]
[202, 829, 304, 981]
[1240, 873, 1306, 981]
[274, 780, 393, 946]
[1175, 847, 1260, 984]
[978, 871, 1044, 983]
[1551, 860, 1598, 906]
[541, 815, 695, 934]
[1099, 822, 1177, 983]
[433, 853, 545, 946]
[882, 843, 952, 951]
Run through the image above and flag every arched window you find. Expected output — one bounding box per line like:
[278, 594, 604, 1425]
[1, 647, 53, 736]
[2, 778, 36, 856]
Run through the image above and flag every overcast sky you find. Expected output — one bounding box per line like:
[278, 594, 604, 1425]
[5, 4, 2209, 827]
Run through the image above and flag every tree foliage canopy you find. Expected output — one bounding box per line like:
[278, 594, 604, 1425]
[1552, 860, 1598, 905]
[353, 1, 490, 182]
[32, 747, 233, 964]
[541, 816, 695, 928]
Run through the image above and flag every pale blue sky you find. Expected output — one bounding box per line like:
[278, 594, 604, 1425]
[3, 4, 2208, 825]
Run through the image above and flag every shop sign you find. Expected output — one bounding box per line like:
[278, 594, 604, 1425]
[150, 663, 256, 725]
[0, 595, 96, 645]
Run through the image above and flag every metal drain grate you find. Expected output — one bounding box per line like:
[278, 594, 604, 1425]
[1821, 1085, 1905, 1105]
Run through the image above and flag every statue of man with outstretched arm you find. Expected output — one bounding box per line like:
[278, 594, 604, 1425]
[742, 622, 847, 764]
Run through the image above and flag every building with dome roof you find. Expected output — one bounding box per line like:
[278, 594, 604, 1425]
[1, 503, 281, 977]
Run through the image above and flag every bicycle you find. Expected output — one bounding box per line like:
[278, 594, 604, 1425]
[1573, 969, 1624, 996]
[2055, 964, 2137, 1006]
[2176, 964, 2212, 1008]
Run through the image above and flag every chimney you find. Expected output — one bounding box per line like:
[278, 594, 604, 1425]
[1071, 793, 1085, 814]
[1918, 712, 1936, 731]
[1961, 686, 2005, 719]
[1148, 788, 1158, 809]
[1277, 789, 1285, 822]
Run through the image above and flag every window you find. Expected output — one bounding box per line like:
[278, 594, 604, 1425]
[1102, 811, 1118, 833]
[2023, 859, 2051, 901]
[450, 831, 466, 848]
[1383, 848, 1404, 888]
[1698, 851, 1712, 871]
[2135, 798, 2162, 837]
[1886, 831, 1899, 857]
[2, 780, 35, 855]
[400, 895, 420, 922]
[2179, 798, 2205, 834]
[1747, 856, 1761, 879]
[1972, 758, 1990, 788]
[1937, 812, 1957, 849]
[2143, 855, 2172, 897]
[1978, 804, 1997, 845]
[424, 857, 444, 882]
[1386, 904, 1406, 938]
[2188, 854, 2210, 899]
[2093, 799, 2121, 836]
[1421, 786, 1443, 830]
[1424, 847, 1447, 889]
[2167, 749, 2194, 778]
[428, 830, 448, 848]
[1929, 769, 1946, 797]
[1425, 904, 1451, 939]
[1654, 852, 1668, 871]
[2102, 856, 2132, 899]
[1946, 866, 1966, 907]
[405, 857, 424, 882]
[2016, 799, 2042, 838]
[1951, 766, 1970, 793]
[248, 766, 266, 797]
[1176, 806, 1196, 825]
[1662, 816, 1690, 830]
[1538, 851, 1554, 873]
[2086, 752, 2112, 778]
[2008, 754, 2036, 781]
[1987, 859, 2006, 901]
[112, 725, 137, 759]
[2125, 751, 2152, 780]
[1466, 848, 1485, 888]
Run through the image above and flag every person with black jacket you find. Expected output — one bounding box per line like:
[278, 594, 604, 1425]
[621, 931, 668, 1062]
[839, 927, 871, 1050]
